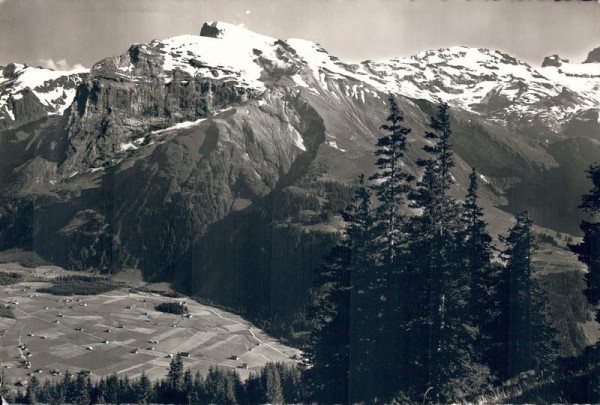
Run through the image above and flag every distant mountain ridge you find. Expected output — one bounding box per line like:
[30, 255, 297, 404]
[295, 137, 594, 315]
[2, 23, 597, 138]
[0, 63, 87, 130]
[0, 22, 599, 339]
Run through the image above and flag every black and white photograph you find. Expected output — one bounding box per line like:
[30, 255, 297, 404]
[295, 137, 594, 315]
[0, 0, 599, 403]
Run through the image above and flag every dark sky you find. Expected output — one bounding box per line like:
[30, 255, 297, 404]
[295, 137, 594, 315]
[1, 0, 599, 70]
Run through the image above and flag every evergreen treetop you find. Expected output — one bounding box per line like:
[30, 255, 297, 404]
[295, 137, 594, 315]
[369, 95, 414, 264]
[580, 164, 600, 215]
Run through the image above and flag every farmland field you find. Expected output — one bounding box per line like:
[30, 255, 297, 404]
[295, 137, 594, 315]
[0, 263, 300, 388]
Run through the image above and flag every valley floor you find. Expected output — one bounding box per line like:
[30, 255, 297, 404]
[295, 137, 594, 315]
[0, 263, 300, 390]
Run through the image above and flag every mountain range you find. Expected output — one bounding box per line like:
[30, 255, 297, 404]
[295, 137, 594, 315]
[1, 21, 599, 341]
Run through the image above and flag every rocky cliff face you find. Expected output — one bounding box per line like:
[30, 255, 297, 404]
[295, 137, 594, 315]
[61, 22, 309, 176]
[27, 88, 323, 276]
[63, 48, 257, 171]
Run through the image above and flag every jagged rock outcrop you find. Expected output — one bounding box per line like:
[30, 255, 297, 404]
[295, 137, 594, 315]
[199, 22, 221, 38]
[542, 54, 569, 67]
[584, 46, 600, 63]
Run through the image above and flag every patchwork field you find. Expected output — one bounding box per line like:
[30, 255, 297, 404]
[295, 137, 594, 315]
[0, 263, 301, 388]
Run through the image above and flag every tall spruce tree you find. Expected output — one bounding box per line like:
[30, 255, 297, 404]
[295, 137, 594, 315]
[73, 371, 91, 405]
[367, 95, 415, 400]
[202, 367, 237, 404]
[261, 363, 284, 404]
[246, 373, 264, 404]
[276, 362, 302, 404]
[105, 374, 119, 405]
[502, 211, 535, 376]
[406, 102, 482, 402]
[304, 175, 373, 404]
[462, 168, 497, 362]
[369, 95, 414, 264]
[463, 168, 494, 291]
[565, 164, 600, 402]
[135, 372, 153, 404]
[571, 164, 600, 312]
[346, 176, 382, 402]
[486, 260, 511, 379]
[167, 354, 184, 391]
[500, 211, 558, 377]
[304, 238, 351, 403]
[62, 370, 75, 404]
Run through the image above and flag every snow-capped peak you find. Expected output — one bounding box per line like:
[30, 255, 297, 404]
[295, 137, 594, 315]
[94, 23, 600, 133]
[353, 46, 600, 128]
[0, 63, 88, 126]
[3, 23, 599, 135]
[108, 21, 293, 92]
[279, 40, 599, 127]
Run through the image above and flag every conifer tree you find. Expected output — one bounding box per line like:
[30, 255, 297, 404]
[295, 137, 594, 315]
[232, 371, 246, 405]
[369, 95, 415, 264]
[367, 95, 415, 400]
[463, 168, 494, 289]
[105, 374, 119, 405]
[119, 375, 134, 403]
[135, 372, 153, 404]
[570, 164, 600, 312]
[304, 245, 351, 402]
[276, 362, 302, 404]
[37, 380, 52, 405]
[501, 211, 535, 376]
[191, 371, 204, 405]
[346, 176, 383, 402]
[462, 168, 497, 363]
[406, 102, 482, 402]
[262, 363, 284, 404]
[61, 370, 75, 404]
[408, 103, 461, 393]
[501, 211, 558, 377]
[167, 354, 185, 392]
[203, 367, 237, 404]
[73, 371, 91, 405]
[183, 369, 193, 394]
[26, 375, 40, 405]
[246, 373, 264, 404]
[304, 175, 373, 404]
